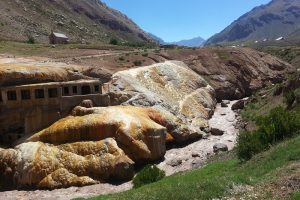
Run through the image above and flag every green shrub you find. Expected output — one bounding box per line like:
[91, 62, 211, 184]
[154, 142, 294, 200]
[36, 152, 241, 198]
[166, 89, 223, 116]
[133, 165, 165, 188]
[142, 53, 148, 57]
[133, 60, 142, 66]
[284, 90, 296, 107]
[237, 131, 265, 161]
[237, 107, 300, 161]
[273, 83, 283, 96]
[119, 56, 125, 61]
[109, 38, 119, 45]
[27, 35, 35, 44]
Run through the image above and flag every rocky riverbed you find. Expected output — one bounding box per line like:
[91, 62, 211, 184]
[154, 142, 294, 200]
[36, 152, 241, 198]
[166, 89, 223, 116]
[0, 100, 240, 200]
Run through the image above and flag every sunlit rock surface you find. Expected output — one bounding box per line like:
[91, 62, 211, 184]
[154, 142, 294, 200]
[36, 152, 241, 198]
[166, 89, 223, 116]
[27, 106, 168, 161]
[110, 61, 216, 142]
[0, 138, 134, 190]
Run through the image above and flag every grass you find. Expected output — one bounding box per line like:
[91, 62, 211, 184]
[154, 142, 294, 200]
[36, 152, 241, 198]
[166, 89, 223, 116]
[88, 135, 300, 200]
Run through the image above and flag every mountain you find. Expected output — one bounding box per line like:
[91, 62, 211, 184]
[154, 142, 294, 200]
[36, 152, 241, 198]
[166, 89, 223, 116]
[171, 37, 206, 47]
[206, 0, 300, 46]
[148, 33, 166, 45]
[0, 0, 153, 44]
[149, 34, 205, 47]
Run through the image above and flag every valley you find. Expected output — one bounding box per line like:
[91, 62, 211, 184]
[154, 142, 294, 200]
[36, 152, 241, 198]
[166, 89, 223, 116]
[0, 0, 300, 200]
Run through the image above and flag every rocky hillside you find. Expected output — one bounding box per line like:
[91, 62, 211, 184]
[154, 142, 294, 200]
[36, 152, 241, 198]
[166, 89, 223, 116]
[160, 48, 296, 101]
[0, 0, 153, 44]
[206, 0, 300, 45]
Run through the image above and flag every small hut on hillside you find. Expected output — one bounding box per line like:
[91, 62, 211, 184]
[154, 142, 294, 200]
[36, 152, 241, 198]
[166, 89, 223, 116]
[49, 32, 69, 44]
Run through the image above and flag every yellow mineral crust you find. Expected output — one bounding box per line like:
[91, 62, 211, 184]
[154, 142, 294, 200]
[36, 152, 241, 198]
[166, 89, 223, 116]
[28, 106, 167, 161]
[0, 139, 134, 189]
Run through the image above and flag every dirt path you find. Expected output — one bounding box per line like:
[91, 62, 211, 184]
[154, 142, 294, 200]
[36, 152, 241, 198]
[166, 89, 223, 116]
[0, 101, 240, 200]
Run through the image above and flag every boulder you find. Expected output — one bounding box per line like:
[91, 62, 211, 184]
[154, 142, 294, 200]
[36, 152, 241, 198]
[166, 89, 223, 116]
[221, 101, 228, 107]
[191, 159, 202, 169]
[231, 100, 245, 110]
[0, 139, 134, 190]
[222, 100, 230, 104]
[167, 159, 182, 167]
[79, 99, 94, 108]
[27, 106, 170, 161]
[210, 128, 225, 136]
[110, 61, 216, 142]
[213, 143, 228, 153]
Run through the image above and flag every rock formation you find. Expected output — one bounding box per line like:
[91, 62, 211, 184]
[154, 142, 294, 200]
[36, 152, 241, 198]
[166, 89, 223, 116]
[27, 106, 168, 162]
[0, 138, 134, 190]
[0, 58, 111, 86]
[110, 61, 216, 142]
[162, 48, 296, 101]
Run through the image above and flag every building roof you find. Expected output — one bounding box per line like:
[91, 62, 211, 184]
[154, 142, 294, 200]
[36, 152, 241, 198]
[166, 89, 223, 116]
[52, 32, 68, 39]
[0, 80, 101, 90]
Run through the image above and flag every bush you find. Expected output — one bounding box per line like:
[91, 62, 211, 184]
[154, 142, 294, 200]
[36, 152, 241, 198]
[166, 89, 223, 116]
[119, 56, 125, 61]
[27, 35, 35, 44]
[284, 90, 296, 107]
[133, 60, 142, 66]
[237, 107, 300, 161]
[133, 165, 165, 188]
[237, 131, 265, 161]
[109, 38, 119, 45]
[272, 83, 283, 96]
[142, 53, 148, 57]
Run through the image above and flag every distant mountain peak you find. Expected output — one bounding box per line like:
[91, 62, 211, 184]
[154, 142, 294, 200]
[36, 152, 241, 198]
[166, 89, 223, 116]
[149, 34, 206, 47]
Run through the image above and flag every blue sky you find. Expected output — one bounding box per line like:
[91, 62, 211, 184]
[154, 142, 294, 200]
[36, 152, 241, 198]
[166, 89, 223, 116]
[101, 0, 271, 42]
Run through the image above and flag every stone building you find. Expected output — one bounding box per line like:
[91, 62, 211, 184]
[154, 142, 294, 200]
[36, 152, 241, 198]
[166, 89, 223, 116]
[0, 80, 109, 145]
[49, 32, 69, 44]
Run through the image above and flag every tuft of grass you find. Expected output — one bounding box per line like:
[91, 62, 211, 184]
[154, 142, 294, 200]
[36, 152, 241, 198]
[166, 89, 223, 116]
[132, 165, 165, 188]
[284, 90, 296, 107]
[290, 192, 300, 200]
[133, 60, 142, 66]
[27, 35, 35, 44]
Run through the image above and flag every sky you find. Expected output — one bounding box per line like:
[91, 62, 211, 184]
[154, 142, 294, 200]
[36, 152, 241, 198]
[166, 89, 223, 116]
[101, 0, 271, 42]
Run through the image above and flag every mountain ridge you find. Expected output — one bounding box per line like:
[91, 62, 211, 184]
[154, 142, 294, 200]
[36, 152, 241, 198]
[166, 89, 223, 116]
[149, 33, 206, 47]
[0, 0, 153, 44]
[205, 0, 300, 46]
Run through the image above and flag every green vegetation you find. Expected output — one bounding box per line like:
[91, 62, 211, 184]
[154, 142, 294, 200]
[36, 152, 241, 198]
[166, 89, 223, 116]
[142, 53, 148, 57]
[133, 60, 142, 66]
[290, 192, 300, 200]
[237, 106, 300, 160]
[27, 35, 35, 44]
[88, 134, 300, 200]
[284, 90, 296, 107]
[132, 165, 165, 189]
[273, 83, 283, 96]
[109, 38, 119, 45]
[119, 56, 125, 61]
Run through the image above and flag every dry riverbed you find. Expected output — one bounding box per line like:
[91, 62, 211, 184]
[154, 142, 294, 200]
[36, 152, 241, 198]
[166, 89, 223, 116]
[0, 101, 240, 200]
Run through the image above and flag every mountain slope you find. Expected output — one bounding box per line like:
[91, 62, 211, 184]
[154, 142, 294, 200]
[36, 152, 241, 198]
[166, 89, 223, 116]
[206, 0, 300, 46]
[171, 37, 206, 47]
[0, 0, 153, 44]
